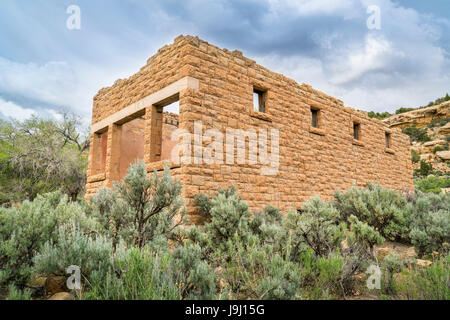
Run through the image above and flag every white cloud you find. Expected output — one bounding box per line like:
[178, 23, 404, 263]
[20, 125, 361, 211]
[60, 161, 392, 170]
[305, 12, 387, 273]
[256, 0, 450, 112]
[0, 97, 36, 121]
[0, 56, 135, 122]
[0, 57, 89, 114]
[329, 34, 405, 85]
[44, 108, 64, 121]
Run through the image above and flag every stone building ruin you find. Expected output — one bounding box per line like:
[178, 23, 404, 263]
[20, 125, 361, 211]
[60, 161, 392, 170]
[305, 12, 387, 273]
[86, 35, 414, 223]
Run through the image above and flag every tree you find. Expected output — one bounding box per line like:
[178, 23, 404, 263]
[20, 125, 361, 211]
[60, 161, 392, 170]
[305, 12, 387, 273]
[0, 111, 89, 203]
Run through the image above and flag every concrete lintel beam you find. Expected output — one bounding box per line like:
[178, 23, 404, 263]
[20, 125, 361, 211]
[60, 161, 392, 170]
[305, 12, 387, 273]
[91, 76, 199, 133]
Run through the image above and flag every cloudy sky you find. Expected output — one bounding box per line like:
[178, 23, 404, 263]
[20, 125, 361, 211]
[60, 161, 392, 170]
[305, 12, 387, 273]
[0, 0, 449, 124]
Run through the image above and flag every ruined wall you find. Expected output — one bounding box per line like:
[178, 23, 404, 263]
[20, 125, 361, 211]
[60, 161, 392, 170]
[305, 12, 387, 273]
[86, 35, 414, 222]
[86, 37, 192, 197]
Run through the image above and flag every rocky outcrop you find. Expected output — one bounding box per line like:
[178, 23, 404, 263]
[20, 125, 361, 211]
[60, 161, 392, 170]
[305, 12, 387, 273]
[383, 101, 450, 130]
[384, 101, 450, 173]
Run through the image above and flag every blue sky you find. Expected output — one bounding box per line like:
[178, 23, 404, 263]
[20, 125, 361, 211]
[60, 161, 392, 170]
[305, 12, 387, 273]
[0, 0, 449, 124]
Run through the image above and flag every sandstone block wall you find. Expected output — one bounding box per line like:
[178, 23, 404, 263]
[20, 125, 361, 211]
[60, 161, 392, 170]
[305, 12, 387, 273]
[86, 35, 414, 222]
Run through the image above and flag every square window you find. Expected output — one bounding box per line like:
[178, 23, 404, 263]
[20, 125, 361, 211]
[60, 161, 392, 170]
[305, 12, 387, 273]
[253, 89, 266, 113]
[311, 108, 320, 128]
[353, 123, 361, 140]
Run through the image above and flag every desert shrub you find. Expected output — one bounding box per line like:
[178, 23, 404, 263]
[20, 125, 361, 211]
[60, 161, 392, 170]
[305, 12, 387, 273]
[0, 191, 96, 287]
[249, 206, 284, 244]
[84, 247, 180, 300]
[433, 145, 445, 153]
[347, 215, 384, 256]
[411, 150, 420, 163]
[172, 243, 216, 300]
[415, 175, 450, 194]
[427, 118, 450, 129]
[380, 254, 404, 295]
[197, 186, 252, 253]
[395, 107, 416, 115]
[367, 111, 392, 120]
[219, 235, 302, 300]
[5, 284, 32, 300]
[297, 248, 368, 299]
[193, 192, 213, 219]
[334, 183, 410, 242]
[408, 192, 450, 257]
[91, 162, 186, 249]
[393, 254, 450, 300]
[415, 160, 433, 177]
[256, 254, 302, 300]
[33, 225, 116, 287]
[285, 197, 345, 259]
[402, 125, 431, 143]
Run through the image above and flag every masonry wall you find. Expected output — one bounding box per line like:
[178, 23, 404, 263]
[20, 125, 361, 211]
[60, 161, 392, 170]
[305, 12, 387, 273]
[86, 35, 414, 223]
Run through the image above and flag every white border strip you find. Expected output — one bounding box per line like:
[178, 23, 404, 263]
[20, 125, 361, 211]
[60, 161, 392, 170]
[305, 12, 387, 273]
[91, 76, 199, 133]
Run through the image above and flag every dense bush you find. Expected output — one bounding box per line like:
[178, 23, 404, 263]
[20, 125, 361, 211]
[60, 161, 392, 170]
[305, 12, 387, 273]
[0, 192, 97, 287]
[286, 197, 344, 258]
[415, 160, 433, 177]
[367, 111, 392, 120]
[91, 162, 186, 249]
[408, 192, 450, 257]
[415, 175, 450, 194]
[84, 248, 181, 300]
[402, 125, 432, 143]
[334, 183, 410, 242]
[33, 225, 116, 288]
[395, 107, 416, 115]
[387, 253, 450, 300]
[411, 150, 420, 163]
[433, 145, 445, 153]
[172, 243, 216, 299]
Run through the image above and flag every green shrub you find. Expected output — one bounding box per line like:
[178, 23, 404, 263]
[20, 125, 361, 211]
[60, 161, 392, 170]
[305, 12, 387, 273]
[415, 160, 433, 177]
[402, 125, 432, 143]
[433, 145, 445, 153]
[347, 215, 384, 256]
[380, 253, 404, 295]
[408, 193, 450, 257]
[33, 225, 116, 287]
[0, 191, 96, 286]
[423, 93, 450, 108]
[172, 243, 216, 300]
[428, 118, 450, 129]
[411, 150, 420, 163]
[334, 183, 410, 242]
[415, 176, 450, 194]
[91, 161, 187, 249]
[367, 111, 392, 120]
[219, 236, 302, 300]
[395, 107, 416, 115]
[393, 254, 450, 300]
[249, 206, 284, 244]
[298, 249, 349, 299]
[84, 247, 180, 300]
[201, 186, 252, 251]
[5, 284, 31, 300]
[286, 197, 345, 259]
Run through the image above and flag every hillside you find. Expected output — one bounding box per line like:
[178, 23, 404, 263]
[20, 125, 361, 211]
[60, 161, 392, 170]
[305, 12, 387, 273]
[383, 101, 450, 174]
